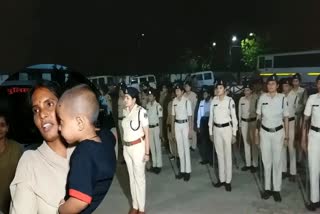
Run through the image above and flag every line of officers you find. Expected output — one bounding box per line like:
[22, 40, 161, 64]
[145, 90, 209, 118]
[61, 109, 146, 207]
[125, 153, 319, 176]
[114, 73, 320, 212]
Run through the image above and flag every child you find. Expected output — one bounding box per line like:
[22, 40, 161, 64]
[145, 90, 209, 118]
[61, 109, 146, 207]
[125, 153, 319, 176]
[57, 84, 116, 214]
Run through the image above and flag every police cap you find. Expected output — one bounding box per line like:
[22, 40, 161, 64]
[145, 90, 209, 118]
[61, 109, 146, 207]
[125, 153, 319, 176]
[266, 73, 278, 83]
[124, 87, 139, 98]
[292, 73, 301, 81]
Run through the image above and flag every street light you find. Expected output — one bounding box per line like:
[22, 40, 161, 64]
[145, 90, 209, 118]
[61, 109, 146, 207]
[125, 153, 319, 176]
[212, 42, 216, 47]
[249, 32, 254, 37]
[232, 35, 237, 42]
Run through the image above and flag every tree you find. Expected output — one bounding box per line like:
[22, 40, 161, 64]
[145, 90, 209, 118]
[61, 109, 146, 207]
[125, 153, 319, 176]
[241, 36, 265, 71]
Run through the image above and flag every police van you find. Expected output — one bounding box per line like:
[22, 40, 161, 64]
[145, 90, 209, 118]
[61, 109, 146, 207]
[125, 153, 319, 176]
[88, 75, 116, 89]
[119, 74, 157, 89]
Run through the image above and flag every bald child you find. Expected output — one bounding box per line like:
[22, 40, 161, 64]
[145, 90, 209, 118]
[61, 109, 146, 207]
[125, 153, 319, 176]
[57, 84, 116, 214]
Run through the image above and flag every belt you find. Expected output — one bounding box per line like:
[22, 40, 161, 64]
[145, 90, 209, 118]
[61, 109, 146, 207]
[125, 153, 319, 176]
[289, 117, 295, 122]
[241, 117, 256, 122]
[261, 124, 283, 133]
[149, 124, 159, 128]
[118, 117, 124, 120]
[124, 136, 145, 146]
[175, 119, 188, 124]
[214, 122, 230, 128]
[311, 126, 320, 132]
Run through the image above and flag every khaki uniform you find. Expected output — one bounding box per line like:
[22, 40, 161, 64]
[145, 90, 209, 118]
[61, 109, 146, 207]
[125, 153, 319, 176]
[146, 101, 163, 168]
[184, 91, 198, 149]
[256, 93, 289, 191]
[304, 93, 320, 203]
[281, 90, 299, 176]
[238, 95, 258, 168]
[122, 104, 149, 212]
[172, 96, 193, 173]
[209, 96, 238, 183]
[167, 100, 177, 156]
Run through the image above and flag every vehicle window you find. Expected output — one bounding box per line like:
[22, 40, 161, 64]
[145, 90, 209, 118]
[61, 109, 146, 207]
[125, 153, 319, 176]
[265, 60, 272, 68]
[98, 78, 105, 86]
[42, 73, 51, 80]
[196, 74, 203, 80]
[19, 73, 28, 80]
[259, 57, 265, 68]
[148, 76, 155, 82]
[204, 73, 212, 80]
[140, 77, 147, 83]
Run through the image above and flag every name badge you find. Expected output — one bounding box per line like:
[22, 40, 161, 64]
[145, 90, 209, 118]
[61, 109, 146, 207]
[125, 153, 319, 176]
[174, 104, 177, 106]
[200, 105, 204, 107]
[214, 104, 218, 106]
[262, 103, 268, 105]
[312, 105, 319, 107]
[241, 103, 245, 105]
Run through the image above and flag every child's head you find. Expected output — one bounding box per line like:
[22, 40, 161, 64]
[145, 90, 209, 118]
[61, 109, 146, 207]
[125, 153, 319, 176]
[57, 84, 99, 144]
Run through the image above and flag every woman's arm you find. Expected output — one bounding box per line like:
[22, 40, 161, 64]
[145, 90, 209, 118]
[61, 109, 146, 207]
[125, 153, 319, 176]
[58, 198, 88, 214]
[10, 154, 37, 214]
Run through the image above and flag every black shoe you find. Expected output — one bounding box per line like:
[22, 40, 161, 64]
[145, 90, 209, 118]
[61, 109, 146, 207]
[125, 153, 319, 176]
[190, 147, 195, 152]
[273, 191, 282, 202]
[154, 167, 161, 174]
[214, 182, 225, 188]
[121, 160, 126, 165]
[176, 172, 184, 180]
[225, 183, 232, 192]
[200, 160, 209, 165]
[282, 172, 289, 180]
[250, 166, 258, 173]
[306, 202, 318, 211]
[241, 166, 251, 171]
[261, 190, 272, 200]
[169, 155, 175, 160]
[184, 173, 191, 181]
[289, 174, 296, 182]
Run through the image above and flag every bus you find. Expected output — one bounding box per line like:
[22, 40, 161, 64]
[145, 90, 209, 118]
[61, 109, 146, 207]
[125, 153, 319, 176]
[257, 50, 320, 83]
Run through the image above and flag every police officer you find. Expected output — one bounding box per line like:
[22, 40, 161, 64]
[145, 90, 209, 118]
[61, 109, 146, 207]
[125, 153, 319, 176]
[197, 86, 213, 165]
[172, 82, 193, 181]
[238, 83, 259, 173]
[256, 74, 289, 202]
[122, 87, 150, 214]
[159, 82, 171, 150]
[301, 75, 320, 211]
[167, 90, 178, 159]
[208, 79, 238, 192]
[118, 83, 126, 144]
[184, 81, 198, 151]
[280, 78, 299, 182]
[291, 73, 308, 163]
[146, 88, 163, 174]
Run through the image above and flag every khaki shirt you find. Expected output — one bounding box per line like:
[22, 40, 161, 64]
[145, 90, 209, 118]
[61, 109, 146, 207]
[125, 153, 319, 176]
[256, 93, 289, 128]
[122, 104, 149, 142]
[0, 140, 22, 214]
[304, 93, 320, 127]
[208, 96, 238, 136]
[184, 91, 198, 113]
[10, 142, 74, 214]
[146, 101, 163, 125]
[292, 86, 307, 115]
[286, 90, 299, 118]
[238, 95, 258, 127]
[118, 97, 125, 118]
[172, 96, 192, 120]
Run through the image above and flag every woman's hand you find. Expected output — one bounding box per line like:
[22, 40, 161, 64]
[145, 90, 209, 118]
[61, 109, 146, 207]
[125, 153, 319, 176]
[143, 154, 150, 162]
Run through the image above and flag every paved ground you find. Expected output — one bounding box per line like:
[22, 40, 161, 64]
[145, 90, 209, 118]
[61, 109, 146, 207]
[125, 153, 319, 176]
[95, 149, 315, 214]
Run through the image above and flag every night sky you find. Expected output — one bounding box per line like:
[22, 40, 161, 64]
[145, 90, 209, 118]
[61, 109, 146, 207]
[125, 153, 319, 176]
[0, 0, 319, 75]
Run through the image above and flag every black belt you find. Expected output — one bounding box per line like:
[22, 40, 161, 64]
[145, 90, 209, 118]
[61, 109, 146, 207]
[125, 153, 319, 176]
[261, 124, 283, 133]
[149, 124, 159, 128]
[311, 126, 320, 132]
[175, 119, 188, 124]
[214, 122, 230, 128]
[241, 117, 256, 122]
[289, 117, 295, 122]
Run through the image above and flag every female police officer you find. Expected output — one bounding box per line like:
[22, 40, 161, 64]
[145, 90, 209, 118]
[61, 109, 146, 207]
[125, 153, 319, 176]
[122, 87, 150, 214]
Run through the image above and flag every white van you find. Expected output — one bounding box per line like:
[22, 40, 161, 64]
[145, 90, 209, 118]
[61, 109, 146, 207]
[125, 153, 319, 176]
[119, 74, 157, 90]
[190, 71, 215, 89]
[88, 75, 116, 89]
